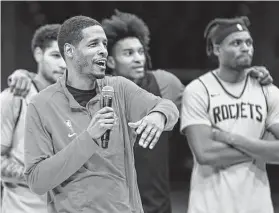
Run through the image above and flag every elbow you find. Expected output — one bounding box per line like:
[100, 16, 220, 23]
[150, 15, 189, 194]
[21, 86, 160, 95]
[28, 181, 47, 195]
[31, 186, 47, 196]
[25, 173, 47, 195]
[195, 152, 218, 166]
[267, 154, 279, 165]
[195, 155, 210, 166]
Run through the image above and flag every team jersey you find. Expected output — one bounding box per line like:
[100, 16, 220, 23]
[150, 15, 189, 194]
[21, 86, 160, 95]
[181, 70, 279, 213]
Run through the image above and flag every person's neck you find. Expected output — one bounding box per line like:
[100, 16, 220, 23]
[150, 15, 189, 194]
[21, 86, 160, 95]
[67, 67, 96, 90]
[33, 73, 52, 91]
[133, 78, 141, 85]
[216, 65, 247, 83]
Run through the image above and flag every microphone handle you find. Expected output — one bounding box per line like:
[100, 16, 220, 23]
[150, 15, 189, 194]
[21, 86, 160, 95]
[101, 95, 113, 149]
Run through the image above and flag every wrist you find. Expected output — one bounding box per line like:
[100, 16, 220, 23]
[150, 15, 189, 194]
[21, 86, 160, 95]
[149, 111, 166, 125]
[212, 129, 234, 145]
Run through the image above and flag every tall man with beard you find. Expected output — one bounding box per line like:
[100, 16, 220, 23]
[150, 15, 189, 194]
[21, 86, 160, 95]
[23, 15, 179, 213]
[181, 16, 279, 213]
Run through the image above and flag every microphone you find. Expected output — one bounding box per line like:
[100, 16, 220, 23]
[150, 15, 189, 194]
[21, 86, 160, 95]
[101, 85, 114, 149]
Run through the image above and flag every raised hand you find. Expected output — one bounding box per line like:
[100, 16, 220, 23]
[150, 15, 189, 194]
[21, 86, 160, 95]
[87, 107, 115, 140]
[128, 112, 166, 149]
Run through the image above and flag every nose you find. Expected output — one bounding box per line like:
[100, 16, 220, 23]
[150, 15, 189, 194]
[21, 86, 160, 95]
[59, 58, 67, 70]
[98, 43, 108, 58]
[241, 42, 250, 52]
[133, 52, 145, 63]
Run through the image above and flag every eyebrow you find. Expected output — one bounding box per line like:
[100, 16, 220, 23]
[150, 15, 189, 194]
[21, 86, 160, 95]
[50, 50, 61, 54]
[230, 37, 253, 43]
[122, 47, 144, 51]
[87, 38, 107, 43]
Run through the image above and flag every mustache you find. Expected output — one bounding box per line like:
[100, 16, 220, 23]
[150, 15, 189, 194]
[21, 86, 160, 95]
[237, 54, 252, 59]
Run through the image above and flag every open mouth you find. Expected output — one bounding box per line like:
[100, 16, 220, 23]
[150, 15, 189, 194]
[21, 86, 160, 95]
[95, 59, 107, 69]
[133, 66, 144, 71]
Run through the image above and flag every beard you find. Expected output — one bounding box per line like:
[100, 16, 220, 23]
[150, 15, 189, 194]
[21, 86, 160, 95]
[234, 55, 252, 70]
[88, 72, 105, 79]
[41, 67, 58, 84]
[234, 63, 251, 71]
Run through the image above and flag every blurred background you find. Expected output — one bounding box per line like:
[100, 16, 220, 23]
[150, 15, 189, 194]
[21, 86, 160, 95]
[1, 1, 279, 212]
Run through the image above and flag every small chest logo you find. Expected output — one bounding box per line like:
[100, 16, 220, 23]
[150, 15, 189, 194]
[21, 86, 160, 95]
[65, 120, 76, 138]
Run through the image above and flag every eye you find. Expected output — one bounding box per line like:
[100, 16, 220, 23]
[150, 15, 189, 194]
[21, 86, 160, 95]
[103, 41, 107, 48]
[246, 39, 253, 46]
[138, 49, 145, 55]
[232, 40, 242, 46]
[89, 42, 98, 47]
[52, 54, 61, 58]
[123, 50, 133, 56]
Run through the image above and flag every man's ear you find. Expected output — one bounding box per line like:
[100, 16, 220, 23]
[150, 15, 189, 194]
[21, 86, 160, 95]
[213, 44, 220, 57]
[107, 56, 116, 69]
[33, 47, 43, 63]
[64, 43, 74, 58]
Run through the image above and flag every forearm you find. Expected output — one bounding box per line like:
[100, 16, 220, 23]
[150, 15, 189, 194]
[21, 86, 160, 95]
[1, 155, 25, 184]
[202, 139, 251, 168]
[228, 135, 279, 164]
[25, 130, 99, 195]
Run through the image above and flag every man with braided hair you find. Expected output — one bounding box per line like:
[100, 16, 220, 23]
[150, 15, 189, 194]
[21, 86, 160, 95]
[181, 16, 279, 213]
[102, 10, 185, 213]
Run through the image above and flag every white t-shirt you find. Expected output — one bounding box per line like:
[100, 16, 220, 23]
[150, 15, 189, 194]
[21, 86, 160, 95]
[1, 83, 48, 213]
[180, 70, 279, 213]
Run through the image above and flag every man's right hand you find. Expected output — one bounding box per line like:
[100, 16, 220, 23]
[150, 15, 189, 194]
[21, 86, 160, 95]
[8, 69, 32, 97]
[87, 107, 115, 140]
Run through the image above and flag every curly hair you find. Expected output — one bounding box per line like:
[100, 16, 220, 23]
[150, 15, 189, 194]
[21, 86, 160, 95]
[102, 10, 152, 69]
[31, 24, 61, 53]
[57, 15, 101, 59]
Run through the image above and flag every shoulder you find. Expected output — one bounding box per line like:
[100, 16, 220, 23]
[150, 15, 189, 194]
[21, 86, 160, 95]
[185, 77, 208, 95]
[1, 88, 14, 102]
[104, 75, 137, 89]
[261, 83, 279, 98]
[152, 69, 182, 84]
[152, 69, 179, 79]
[29, 82, 63, 108]
[1, 88, 22, 107]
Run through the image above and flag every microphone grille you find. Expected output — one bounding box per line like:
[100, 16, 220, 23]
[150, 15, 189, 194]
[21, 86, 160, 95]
[102, 85, 114, 96]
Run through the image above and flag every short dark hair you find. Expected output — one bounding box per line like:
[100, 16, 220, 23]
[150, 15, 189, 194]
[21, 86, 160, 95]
[31, 24, 61, 53]
[58, 15, 101, 59]
[102, 10, 152, 69]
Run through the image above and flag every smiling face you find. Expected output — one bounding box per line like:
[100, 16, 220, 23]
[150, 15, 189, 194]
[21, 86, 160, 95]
[217, 31, 254, 71]
[108, 37, 146, 81]
[37, 40, 66, 84]
[72, 25, 108, 79]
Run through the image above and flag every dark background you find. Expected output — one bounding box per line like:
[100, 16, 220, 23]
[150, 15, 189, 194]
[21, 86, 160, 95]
[2, 1, 279, 87]
[1, 1, 278, 209]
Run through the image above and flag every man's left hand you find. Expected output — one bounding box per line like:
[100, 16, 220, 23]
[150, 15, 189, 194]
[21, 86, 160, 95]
[247, 66, 273, 85]
[8, 69, 32, 97]
[128, 112, 166, 149]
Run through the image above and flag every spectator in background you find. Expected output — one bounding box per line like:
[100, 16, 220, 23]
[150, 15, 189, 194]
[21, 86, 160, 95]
[1, 24, 66, 213]
[101, 10, 185, 213]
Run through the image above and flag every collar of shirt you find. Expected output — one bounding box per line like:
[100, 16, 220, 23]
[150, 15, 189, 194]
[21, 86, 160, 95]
[58, 73, 105, 109]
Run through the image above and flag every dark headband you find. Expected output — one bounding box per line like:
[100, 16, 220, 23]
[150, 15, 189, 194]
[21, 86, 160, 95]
[213, 23, 249, 44]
